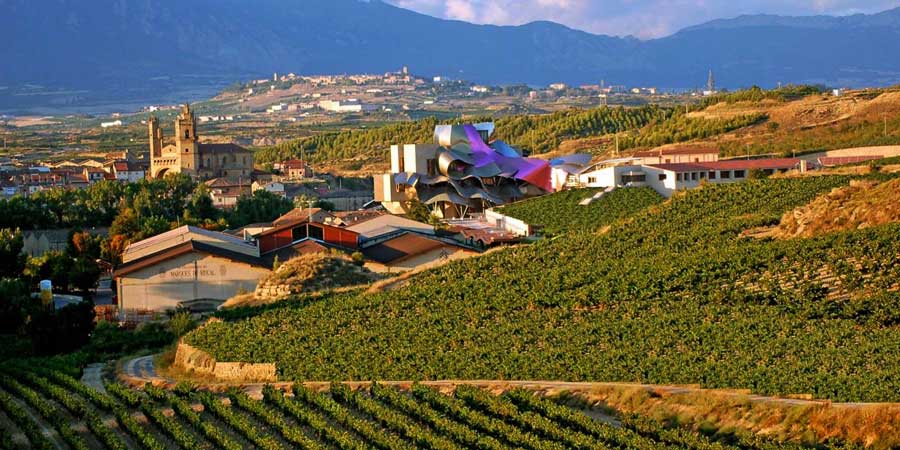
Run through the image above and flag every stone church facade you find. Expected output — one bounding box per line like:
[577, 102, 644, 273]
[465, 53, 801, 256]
[149, 104, 254, 179]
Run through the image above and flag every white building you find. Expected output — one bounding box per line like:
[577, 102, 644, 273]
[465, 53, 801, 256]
[578, 158, 802, 197]
[101, 120, 123, 128]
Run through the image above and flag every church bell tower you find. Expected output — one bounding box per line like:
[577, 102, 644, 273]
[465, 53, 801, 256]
[175, 104, 200, 174]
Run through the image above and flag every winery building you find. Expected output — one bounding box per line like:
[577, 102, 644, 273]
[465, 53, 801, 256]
[114, 226, 269, 319]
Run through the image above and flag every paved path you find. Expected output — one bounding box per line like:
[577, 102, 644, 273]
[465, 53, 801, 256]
[121, 355, 169, 385]
[81, 363, 108, 394]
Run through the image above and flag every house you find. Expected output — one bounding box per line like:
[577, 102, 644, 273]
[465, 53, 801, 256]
[252, 180, 285, 197]
[205, 178, 251, 209]
[101, 120, 123, 128]
[83, 167, 107, 184]
[279, 159, 312, 180]
[109, 160, 146, 183]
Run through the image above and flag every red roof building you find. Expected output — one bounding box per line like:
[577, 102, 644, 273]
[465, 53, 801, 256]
[632, 147, 720, 165]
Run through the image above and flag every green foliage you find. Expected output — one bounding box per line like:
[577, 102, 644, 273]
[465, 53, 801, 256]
[619, 113, 767, 150]
[256, 106, 676, 165]
[256, 117, 443, 164]
[167, 310, 196, 337]
[495, 187, 662, 235]
[698, 85, 824, 108]
[404, 198, 432, 223]
[228, 190, 294, 229]
[0, 228, 26, 278]
[186, 175, 900, 402]
[27, 301, 95, 355]
[0, 359, 852, 450]
[82, 321, 174, 357]
[0, 278, 35, 334]
[493, 105, 676, 154]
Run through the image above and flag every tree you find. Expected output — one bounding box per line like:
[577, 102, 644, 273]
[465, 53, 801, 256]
[69, 230, 102, 260]
[0, 279, 34, 334]
[27, 301, 95, 355]
[110, 206, 141, 238]
[70, 257, 101, 295]
[0, 228, 26, 279]
[35, 252, 73, 293]
[102, 234, 130, 268]
[404, 198, 431, 223]
[229, 190, 293, 228]
[187, 183, 220, 222]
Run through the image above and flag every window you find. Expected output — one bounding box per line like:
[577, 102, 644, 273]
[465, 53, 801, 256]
[308, 224, 324, 241]
[699, 171, 706, 179]
[658, 173, 667, 181]
[691, 172, 698, 181]
[676, 173, 683, 182]
[426, 159, 438, 176]
[734, 170, 746, 178]
[620, 174, 646, 184]
[721, 171, 731, 179]
[695, 158, 700, 163]
[184, 130, 190, 139]
[709, 171, 717, 180]
[291, 225, 307, 242]
[588, 177, 597, 184]
[665, 159, 671, 163]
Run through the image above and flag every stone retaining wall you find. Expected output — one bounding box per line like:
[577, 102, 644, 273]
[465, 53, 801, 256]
[174, 341, 277, 383]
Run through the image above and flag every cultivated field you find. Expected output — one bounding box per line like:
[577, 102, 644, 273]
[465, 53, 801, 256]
[0, 359, 804, 450]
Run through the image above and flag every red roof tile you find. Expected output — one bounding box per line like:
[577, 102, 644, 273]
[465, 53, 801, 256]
[818, 156, 883, 167]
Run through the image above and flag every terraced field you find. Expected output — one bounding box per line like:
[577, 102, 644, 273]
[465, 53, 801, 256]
[0, 362, 802, 450]
[494, 187, 663, 235]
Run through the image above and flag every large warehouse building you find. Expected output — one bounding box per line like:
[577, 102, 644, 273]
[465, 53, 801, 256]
[114, 226, 270, 319]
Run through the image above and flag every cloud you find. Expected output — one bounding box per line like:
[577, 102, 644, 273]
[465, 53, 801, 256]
[383, 0, 898, 38]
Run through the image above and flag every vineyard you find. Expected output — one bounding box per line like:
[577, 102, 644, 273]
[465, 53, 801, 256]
[187, 174, 900, 402]
[0, 359, 803, 449]
[494, 187, 663, 235]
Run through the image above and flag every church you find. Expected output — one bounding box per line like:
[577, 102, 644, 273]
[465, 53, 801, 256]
[149, 104, 254, 179]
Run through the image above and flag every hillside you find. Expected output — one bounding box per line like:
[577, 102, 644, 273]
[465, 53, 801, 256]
[679, 88, 898, 155]
[186, 174, 900, 403]
[494, 187, 662, 236]
[772, 178, 900, 239]
[222, 253, 381, 309]
[3, 1, 900, 110]
[258, 87, 900, 172]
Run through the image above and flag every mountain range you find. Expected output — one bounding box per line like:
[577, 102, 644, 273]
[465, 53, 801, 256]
[2, 0, 900, 111]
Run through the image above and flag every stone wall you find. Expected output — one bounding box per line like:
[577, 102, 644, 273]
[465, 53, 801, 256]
[174, 340, 276, 383]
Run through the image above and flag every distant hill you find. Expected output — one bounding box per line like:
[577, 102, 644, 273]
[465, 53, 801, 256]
[1, 0, 899, 108]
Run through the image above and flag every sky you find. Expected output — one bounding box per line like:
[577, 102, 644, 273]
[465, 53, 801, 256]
[383, 0, 899, 38]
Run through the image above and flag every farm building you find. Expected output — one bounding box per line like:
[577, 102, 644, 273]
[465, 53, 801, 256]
[575, 158, 803, 197]
[114, 226, 269, 319]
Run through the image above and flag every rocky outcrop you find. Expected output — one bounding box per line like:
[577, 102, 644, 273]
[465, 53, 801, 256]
[174, 340, 277, 383]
